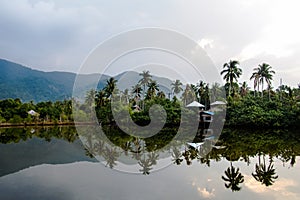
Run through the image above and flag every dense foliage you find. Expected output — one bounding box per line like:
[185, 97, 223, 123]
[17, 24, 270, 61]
[0, 98, 73, 124]
[1, 60, 299, 128]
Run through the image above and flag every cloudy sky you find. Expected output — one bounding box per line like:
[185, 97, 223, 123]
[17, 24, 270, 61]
[0, 0, 299, 88]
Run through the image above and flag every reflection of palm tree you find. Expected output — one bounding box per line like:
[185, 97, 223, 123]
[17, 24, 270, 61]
[182, 150, 192, 165]
[138, 158, 153, 175]
[131, 138, 142, 160]
[252, 156, 278, 186]
[147, 152, 159, 165]
[138, 152, 158, 175]
[94, 140, 105, 156]
[103, 146, 119, 169]
[121, 141, 131, 156]
[171, 147, 183, 165]
[222, 163, 244, 192]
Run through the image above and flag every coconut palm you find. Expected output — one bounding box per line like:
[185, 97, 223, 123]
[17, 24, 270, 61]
[95, 89, 107, 107]
[171, 79, 183, 97]
[239, 81, 250, 97]
[85, 89, 96, 107]
[120, 89, 130, 104]
[251, 63, 275, 98]
[132, 84, 142, 98]
[259, 63, 275, 98]
[210, 82, 223, 102]
[104, 77, 118, 98]
[182, 84, 196, 106]
[221, 60, 242, 97]
[250, 70, 260, 97]
[132, 84, 142, 107]
[197, 81, 206, 103]
[222, 162, 245, 192]
[157, 91, 166, 99]
[146, 81, 159, 99]
[139, 70, 152, 108]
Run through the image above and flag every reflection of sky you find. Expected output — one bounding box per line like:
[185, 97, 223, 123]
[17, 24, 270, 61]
[1, 157, 300, 200]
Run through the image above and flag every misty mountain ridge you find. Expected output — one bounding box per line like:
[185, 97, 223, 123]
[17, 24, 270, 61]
[0, 59, 173, 102]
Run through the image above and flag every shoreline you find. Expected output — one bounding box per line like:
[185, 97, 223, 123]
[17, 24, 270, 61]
[0, 122, 97, 128]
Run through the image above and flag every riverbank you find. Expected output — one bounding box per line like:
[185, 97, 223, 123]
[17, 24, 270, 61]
[0, 121, 97, 128]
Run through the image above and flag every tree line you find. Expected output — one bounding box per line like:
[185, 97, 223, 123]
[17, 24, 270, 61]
[1, 60, 299, 127]
[0, 99, 73, 124]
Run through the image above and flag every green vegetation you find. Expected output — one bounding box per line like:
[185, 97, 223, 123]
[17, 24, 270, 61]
[1, 60, 299, 128]
[2, 125, 299, 183]
[0, 98, 73, 125]
[221, 60, 300, 128]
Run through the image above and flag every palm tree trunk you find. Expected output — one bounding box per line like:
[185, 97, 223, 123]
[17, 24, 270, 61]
[261, 81, 264, 98]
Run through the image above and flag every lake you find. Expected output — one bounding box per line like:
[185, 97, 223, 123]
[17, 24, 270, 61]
[1, 126, 300, 200]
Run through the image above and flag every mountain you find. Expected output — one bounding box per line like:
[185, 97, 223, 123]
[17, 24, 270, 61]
[0, 59, 173, 102]
[0, 59, 108, 102]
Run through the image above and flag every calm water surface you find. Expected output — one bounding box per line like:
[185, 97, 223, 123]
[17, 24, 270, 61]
[0, 126, 300, 200]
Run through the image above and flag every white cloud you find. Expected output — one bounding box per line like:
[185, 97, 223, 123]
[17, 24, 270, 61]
[197, 187, 216, 199]
[0, 0, 299, 86]
[244, 175, 299, 200]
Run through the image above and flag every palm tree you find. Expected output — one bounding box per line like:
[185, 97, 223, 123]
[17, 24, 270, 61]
[132, 84, 142, 98]
[146, 81, 159, 99]
[85, 89, 96, 118]
[95, 89, 107, 107]
[221, 60, 242, 97]
[171, 79, 183, 97]
[222, 162, 245, 192]
[210, 82, 223, 102]
[85, 89, 96, 107]
[251, 63, 275, 98]
[157, 91, 166, 99]
[239, 81, 250, 97]
[197, 81, 206, 103]
[181, 84, 196, 106]
[120, 89, 130, 104]
[139, 71, 152, 109]
[250, 70, 260, 97]
[104, 77, 118, 98]
[259, 63, 275, 98]
[132, 84, 142, 108]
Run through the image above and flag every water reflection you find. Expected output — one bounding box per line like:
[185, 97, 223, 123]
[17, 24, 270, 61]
[1, 126, 300, 196]
[222, 163, 244, 192]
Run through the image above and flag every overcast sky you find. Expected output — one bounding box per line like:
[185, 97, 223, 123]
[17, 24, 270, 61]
[0, 0, 299, 88]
